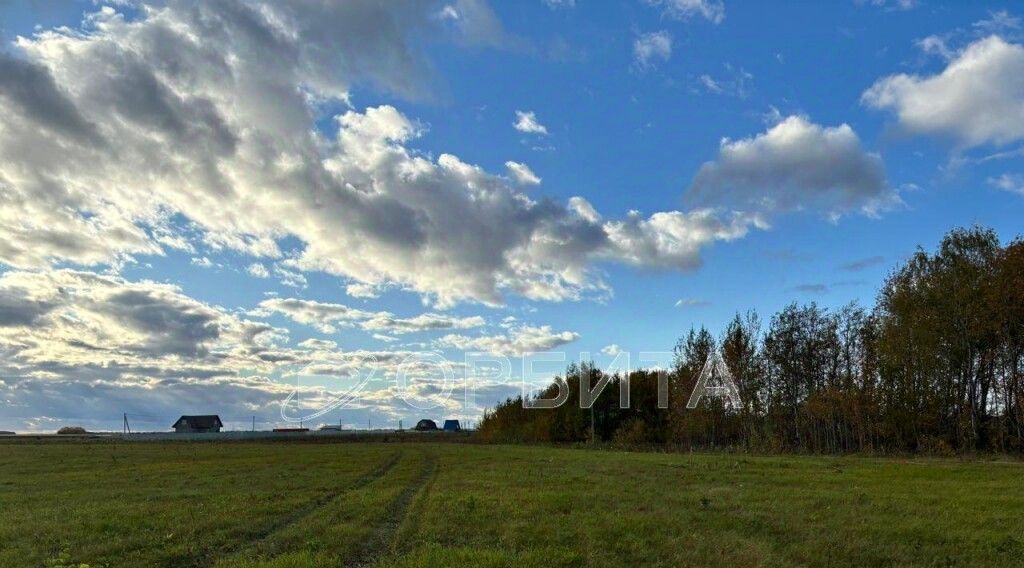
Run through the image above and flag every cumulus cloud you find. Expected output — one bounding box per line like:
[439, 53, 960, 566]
[633, 31, 673, 70]
[0, 268, 529, 431]
[603, 209, 765, 269]
[513, 110, 548, 134]
[863, 36, 1024, 149]
[0, 269, 282, 373]
[440, 324, 579, 356]
[505, 161, 542, 185]
[688, 115, 896, 219]
[247, 263, 270, 278]
[273, 266, 308, 289]
[346, 282, 382, 299]
[917, 35, 954, 60]
[0, 2, 756, 309]
[600, 344, 622, 356]
[645, 0, 725, 23]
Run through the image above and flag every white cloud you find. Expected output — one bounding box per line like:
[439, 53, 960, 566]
[697, 64, 753, 97]
[505, 161, 541, 185]
[973, 10, 1021, 34]
[860, 0, 918, 11]
[440, 324, 579, 356]
[688, 115, 896, 219]
[543, 0, 576, 8]
[0, 1, 761, 312]
[0, 269, 283, 371]
[987, 173, 1024, 195]
[863, 36, 1024, 149]
[603, 209, 766, 268]
[568, 197, 602, 223]
[0, 269, 520, 432]
[247, 263, 270, 278]
[600, 344, 622, 356]
[633, 31, 673, 70]
[254, 298, 376, 334]
[699, 75, 722, 93]
[645, 0, 725, 24]
[362, 313, 486, 334]
[514, 110, 548, 134]
[346, 282, 382, 299]
[254, 297, 486, 336]
[273, 266, 308, 289]
[675, 297, 710, 308]
[917, 35, 954, 60]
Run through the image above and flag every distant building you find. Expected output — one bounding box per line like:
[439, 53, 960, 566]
[414, 419, 438, 431]
[0, 431, 15, 436]
[273, 427, 309, 433]
[172, 415, 223, 433]
[442, 419, 462, 432]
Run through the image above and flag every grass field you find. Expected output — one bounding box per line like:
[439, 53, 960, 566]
[1, 441, 1022, 567]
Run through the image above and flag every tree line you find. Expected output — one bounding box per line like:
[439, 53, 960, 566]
[478, 226, 1024, 454]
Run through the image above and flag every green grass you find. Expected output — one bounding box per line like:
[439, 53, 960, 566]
[1, 441, 1022, 567]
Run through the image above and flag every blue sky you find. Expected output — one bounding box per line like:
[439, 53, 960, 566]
[0, 0, 1022, 432]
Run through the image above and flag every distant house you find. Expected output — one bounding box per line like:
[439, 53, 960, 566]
[442, 419, 461, 432]
[172, 415, 223, 433]
[414, 419, 438, 431]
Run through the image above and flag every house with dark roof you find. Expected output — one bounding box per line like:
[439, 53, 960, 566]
[414, 419, 438, 431]
[172, 415, 223, 433]
[442, 419, 461, 432]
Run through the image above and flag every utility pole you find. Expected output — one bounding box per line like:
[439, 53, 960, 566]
[123, 413, 131, 435]
[252, 416, 255, 432]
[590, 405, 595, 444]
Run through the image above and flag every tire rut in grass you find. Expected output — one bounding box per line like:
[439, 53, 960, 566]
[389, 453, 439, 558]
[345, 450, 438, 567]
[188, 451, 404, 567]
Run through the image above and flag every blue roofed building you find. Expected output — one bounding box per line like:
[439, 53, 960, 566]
[442, 419, 461, 432]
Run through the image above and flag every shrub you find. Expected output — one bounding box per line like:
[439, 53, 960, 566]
[917, 435, 956, 458]
[57, 426, 87, 435]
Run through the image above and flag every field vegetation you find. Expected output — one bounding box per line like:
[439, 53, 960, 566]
[1, 440, 1022, 567]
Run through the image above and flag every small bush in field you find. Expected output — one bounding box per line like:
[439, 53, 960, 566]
[57, 426, 87, 435]
[612, 419, 654, 446]
[917, 435, 956, 458]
